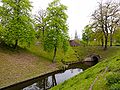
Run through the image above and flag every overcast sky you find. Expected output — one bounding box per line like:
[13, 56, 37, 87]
[29, 0, 118, 39]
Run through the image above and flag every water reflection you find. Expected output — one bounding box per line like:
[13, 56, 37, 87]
[23, 68, 83, 90]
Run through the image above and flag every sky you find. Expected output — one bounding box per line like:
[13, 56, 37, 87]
[29, 0, 116, 39]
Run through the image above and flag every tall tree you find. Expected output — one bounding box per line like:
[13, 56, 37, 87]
[35, 8, 47, 39]
[0, 0, 35, 49]
[44, 0, 69, 62]
[107, 2, 120, 46]
[82, 25, 93, 45]
[92, 1, 120, 49]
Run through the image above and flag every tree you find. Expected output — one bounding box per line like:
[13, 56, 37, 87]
[82, 25, 93, 45]
[93, 29, 104, 46]
[113, 27, 120, 45]
[35, 8, 47, 39]
[91, 1, 120, 49]
[44, 0, 69, 62]
[107, 2, 120, 46]
[0, 0, 35, 49]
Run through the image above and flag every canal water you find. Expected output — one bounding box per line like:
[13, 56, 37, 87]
[23, 68, 83, 90]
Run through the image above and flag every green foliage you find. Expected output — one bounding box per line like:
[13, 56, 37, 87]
[106, 73, 120, 85]
[43, 0, 69, 61]
[110, 83, 120, 90]
[62, 39, 69, 53]
[34, 9, 47, 39]
[0, 24, 3, 37]
[92, 30, 104, 45]
[80, 40, 87, 46]
[82, 25, 94, 45]
[0, 24, 3, 43]
[0, 0, 35, 48]
[113, 28, 120, 45]
[106, 72, 120, 90]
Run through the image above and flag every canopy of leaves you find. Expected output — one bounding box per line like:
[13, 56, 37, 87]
[44, 0, 69, 52]
[82, 25, 94, 43]
[113, 27, 120, 44]
[0, 0, 35, 47]
[34, 9, 47, 39]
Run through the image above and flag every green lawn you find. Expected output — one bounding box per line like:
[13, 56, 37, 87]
[51, 46, 120, 90]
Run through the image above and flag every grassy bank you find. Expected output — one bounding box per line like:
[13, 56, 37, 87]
[0, 41, 77, 88]
[27, 44, 77, 62]
[51, 46, 120, 90]
[0, 46, 57, 88]
[27, 44, 119, 63]
[73, 46, 120, 61]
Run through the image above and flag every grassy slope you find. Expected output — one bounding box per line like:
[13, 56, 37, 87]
[27, 44, 77, 62]
[28, 44, 117, 63]
[0, 41, 76, 88]
[73, 46, 120, 61]
[0, 46, 57, 88]
[51, 46, 120, 90]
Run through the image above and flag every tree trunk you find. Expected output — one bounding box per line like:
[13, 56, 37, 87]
[14, 39, 18, 49]
[101, 38, 104, 47]
[42, 26, 45, 37]
[110, 32, 113, 47]
[104, 35, 108, 50]
[103, 14, 108, 50]
[53, 46, 57, 63]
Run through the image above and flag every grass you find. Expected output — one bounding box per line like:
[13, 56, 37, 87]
[50, 46, 120, 90]
[0, 41, 77, 88]
[27, 43, 119, 63]
[0, 46, 57, 88]
[73, 46, 120, 61]
[27, 43, 77, 62]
